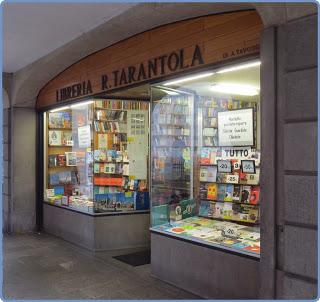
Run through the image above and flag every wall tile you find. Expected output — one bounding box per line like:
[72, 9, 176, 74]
[285, 68, 317, 120]
[284, 175, 317, 225]
[283, 225, 317, 279]
[284, 122, 317, 171]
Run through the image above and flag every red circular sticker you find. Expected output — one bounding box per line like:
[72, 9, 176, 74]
[171, 227, 185, 233]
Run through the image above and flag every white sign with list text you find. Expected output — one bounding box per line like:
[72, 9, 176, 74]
[218, 108, 254, 147]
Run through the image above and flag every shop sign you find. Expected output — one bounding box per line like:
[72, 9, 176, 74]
[56, 44, 204, 102]
[217, 108, 254, 147]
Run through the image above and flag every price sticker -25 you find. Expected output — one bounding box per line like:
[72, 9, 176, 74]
[226, 174, 239, 184]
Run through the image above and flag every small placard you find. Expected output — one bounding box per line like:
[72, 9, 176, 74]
[217, 160, 232, 173]
[241, 160, 256, 174]
[226, 174, 239, 184]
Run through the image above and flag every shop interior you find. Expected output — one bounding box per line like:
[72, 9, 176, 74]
[42, 58, 260, 257]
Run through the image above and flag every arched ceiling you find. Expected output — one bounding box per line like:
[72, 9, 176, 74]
[7, 2, 316, 107]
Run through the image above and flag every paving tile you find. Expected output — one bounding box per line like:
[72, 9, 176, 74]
[3, 233, 199, 299]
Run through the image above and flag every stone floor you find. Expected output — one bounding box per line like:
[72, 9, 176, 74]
[3, 232, 200, 299]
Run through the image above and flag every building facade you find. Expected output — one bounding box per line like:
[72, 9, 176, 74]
[2, 3, 318, 299]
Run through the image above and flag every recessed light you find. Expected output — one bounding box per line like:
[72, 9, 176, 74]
[216, 61, 261, 74]
[211, 83, 260, 96]
[70, 100, 94, 108]
[50, 106, 70, 112]
[163, 72, 214, 86]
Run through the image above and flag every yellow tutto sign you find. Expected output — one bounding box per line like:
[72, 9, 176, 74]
[37, 10, 262, 108]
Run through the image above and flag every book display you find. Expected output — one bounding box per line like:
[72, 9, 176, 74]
[150, 61, 261, 257]
[43, 99, 150, 214]
[151, 95, 193, 210]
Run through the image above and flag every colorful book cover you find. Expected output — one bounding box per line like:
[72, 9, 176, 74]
[206, 166, 217, 182]
[98, 134, 108, 149]
[240, 186, 251, 203]
[59, 171, 72, 184]
[54, 186, 64, 196]
[94, 163, 100, 173]
[216, 172, 227, 183]
[211, 202, 224, 219]
[57, 154, 66, 166]
[199, 183, 208, 199]
[48, 155, 57, 167]
[207, 183, 217, 200]
[217, 184, 227, 201]
[199, 200, 210, 217]
[199, 167, 208, 182]
[224, 185, 234, 202]
[222, 202, 233, 219]
[66, 152, 77, 166]
[250, 186, 260, 205]
[200, 148, 211, 165]
[49, 172, 59, 185]
[232, 185, 241, 201]
[48, 130, 62, 146]
[232, 203, 259, 223]
[62, 131, 73, 146]
[135, 192, 150, 210]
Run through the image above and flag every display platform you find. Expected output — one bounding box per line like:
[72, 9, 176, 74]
[43, 203, 150, 251]
[151, 231, 260, 299]
[151, 216, 260, 258]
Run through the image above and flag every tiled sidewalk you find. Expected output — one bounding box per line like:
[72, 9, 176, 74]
[3, 233, 200, 299]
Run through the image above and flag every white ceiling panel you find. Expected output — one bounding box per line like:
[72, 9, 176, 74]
[3, 3, 136, 72]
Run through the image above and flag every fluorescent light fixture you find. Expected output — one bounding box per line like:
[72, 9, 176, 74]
[70, 100, 94, 108]
[211, 83, 260, 96]
[216, 61, 261, 74]
[159, 88, 180, 96]
[50, 106, 70, 112]
[163, 72, 214, 86]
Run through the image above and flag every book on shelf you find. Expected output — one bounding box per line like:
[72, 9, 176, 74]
[217, 184, 227, 201]
[232, 185, 241, 201]
[97, 134, 108, 149]
[48, 112, 71, 129]
[48, 130, 62, 146]
[57, 154, 66, 166]
[135, 192, 150, 210]
[95, 110, 127, 121]
[207, 183, 218, 200]
[62, 131, 74, 146]
[224, 184, 234, 202]
[93, 176, 123, 186]
[240, 186, 251, 203]
[200, 147, 217, 165]
[66, 152, 77, 166]
[232, 203, 259, 223]
[250, 186, 260, 205]
[199, 200, 210, 216]
[211, 201, 224, 219]
[48, 155, 57, 167]
[199, 166, 217, 182]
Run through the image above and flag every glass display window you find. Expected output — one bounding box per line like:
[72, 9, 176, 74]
[150, 59, 261, 257]
[43, 99, 150, 214]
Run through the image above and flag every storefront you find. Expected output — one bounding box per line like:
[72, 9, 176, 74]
[36, 10, 263, 298]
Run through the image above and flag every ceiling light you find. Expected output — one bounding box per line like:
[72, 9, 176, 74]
[216, 61, 261, 74]
[50, 106, 70, 112]
[70, 100, 94, 108]
[160, 89, 179, 96]
[211, 83, 260, 96]
[163, 72, 214, 86]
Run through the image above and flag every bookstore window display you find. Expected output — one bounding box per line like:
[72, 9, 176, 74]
[43, 99, 150, 214]
[150, 60, 261, 257]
